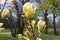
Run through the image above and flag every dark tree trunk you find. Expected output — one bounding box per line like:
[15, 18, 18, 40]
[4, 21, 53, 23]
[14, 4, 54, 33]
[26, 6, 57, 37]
[44, 10, 48, 33]
[14, 3, 24, 36]
[53, 13, 57, 35]
[53, 0, 57, 35]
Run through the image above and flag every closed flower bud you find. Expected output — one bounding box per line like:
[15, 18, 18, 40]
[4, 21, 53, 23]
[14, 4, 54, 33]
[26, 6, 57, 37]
[17, 34, 24, 40]
[37, 20, 46, 33]
[1, 9, 9, 18]
[23, 2, 36, 18]
[1, 8, 12, 18]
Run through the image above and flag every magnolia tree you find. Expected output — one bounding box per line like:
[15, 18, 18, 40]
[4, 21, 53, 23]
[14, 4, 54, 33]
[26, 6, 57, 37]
[17, 2, 46, 40]
[0, 0, 46, 40]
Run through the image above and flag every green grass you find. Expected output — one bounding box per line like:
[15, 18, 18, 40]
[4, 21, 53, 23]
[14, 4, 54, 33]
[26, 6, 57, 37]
[0, 34, 18, 40]
[0, 37, 18, 40]
[0, 29, 10, 32]
[42, 37, 60, 40]
[0, 28, 60, 40]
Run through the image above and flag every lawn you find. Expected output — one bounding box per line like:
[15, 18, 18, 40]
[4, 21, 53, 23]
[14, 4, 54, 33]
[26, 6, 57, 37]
[0, 28, 60, 40]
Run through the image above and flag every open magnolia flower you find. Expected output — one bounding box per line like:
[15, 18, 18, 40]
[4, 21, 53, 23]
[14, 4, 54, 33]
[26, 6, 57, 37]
[37, 20, 46, 33]
[1, 7, 12, 18]
[0, 23, 4, 27]
[23, 2, 37, 18]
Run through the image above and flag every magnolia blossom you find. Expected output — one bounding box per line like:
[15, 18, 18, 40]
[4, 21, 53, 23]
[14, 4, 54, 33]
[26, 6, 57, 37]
[23, 2, 37, 18]
[37, 20, 46, 33]
[1, 7, 12, 18]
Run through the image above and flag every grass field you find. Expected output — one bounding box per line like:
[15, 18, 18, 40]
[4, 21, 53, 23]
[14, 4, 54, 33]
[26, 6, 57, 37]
[0, 28, 60, 40]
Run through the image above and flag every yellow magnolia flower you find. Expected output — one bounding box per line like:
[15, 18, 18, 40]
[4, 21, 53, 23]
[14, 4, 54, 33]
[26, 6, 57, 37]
[37, 20, 46, 33]
[17, 34, 25, 40]
[0, 28, 4, 31]
[0, 23, 4, 28]
[1, 9, 9, 18]
[10, 0, 16, 4]
[1, 8, 12, 18]
[23, 2, 35, 18]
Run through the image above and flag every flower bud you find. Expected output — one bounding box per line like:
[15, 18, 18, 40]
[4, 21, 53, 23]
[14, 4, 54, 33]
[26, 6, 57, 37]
[17, 34, 24, 40]
[1, 8, 12, 18]
[23, 2, 36, 18]
[37, 20, 46, 33]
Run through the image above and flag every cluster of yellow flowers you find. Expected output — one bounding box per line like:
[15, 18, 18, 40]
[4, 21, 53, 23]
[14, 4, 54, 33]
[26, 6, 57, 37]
[1, 7, 12, 18]
[21, 2, 46, 40]
[0, 23, 4, 31]
[23, 2, 36, 18]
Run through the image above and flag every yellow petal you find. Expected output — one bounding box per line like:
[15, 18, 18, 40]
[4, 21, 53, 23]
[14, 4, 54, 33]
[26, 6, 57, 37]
[0, 23, 4, 27]
[37, 20, 46, 32]
[1, 9, 9, 18]
[23, 2, 35, 18]
[1, 8, 12, 18]
[17, 34, 24, 40]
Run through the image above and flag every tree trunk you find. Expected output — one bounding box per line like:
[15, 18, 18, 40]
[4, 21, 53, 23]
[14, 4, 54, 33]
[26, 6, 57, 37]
[13, 3, 24, 36]
[53, 0, 57, 35]
[44, 10, 48, 33]
[53, 13, 57, 35]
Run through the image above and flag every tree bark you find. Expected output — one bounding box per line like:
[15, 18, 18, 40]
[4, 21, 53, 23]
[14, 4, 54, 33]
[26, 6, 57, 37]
[53, 0, 57, 35]
[44, 10, 48, 33]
